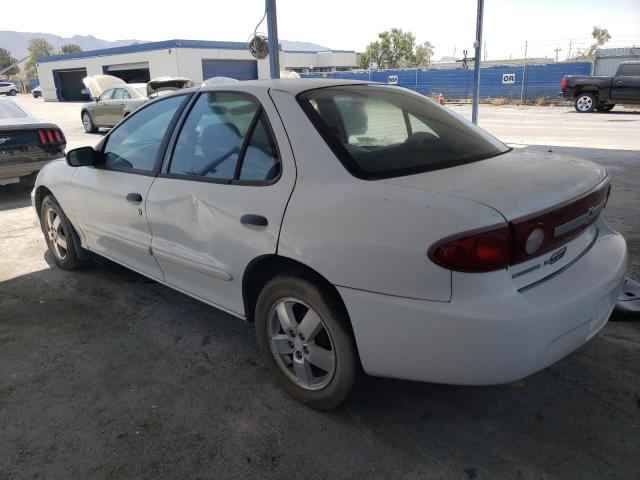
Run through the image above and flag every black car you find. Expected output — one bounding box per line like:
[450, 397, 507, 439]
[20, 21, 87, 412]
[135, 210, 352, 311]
[561, 61, 640, 112]
[0, 98, 66, 185]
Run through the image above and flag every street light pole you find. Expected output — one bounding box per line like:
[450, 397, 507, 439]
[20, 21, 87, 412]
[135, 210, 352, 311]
[266, 0, 280, 79]
[471, 0, 484, 124]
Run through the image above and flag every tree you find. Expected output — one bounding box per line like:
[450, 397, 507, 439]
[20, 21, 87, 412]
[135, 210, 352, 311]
[359, 29, 434, 70]
[587, 26, 611, 58]
[60, 44, 82, 54]
[359, 40, 384, 69]
[25, 38, 55, 78]
[413, 41, 434, 67]
[0, 48, 19, 76]
[377, 29, 415, 69]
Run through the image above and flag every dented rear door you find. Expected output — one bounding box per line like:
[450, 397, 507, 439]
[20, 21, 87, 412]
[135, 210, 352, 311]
[145, 87, 296, 318]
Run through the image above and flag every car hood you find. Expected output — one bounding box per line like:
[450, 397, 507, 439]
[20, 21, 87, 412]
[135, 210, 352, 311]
[147, 76, 195, 96]
[383, 148, 607, 220]
[82, 74, 125, 99]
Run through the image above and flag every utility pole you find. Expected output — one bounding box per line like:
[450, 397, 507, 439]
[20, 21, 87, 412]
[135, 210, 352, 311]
[483, 42, 487, 61]
[520, 40, 528, 104]
[567, 39, 572, 60]
[453, 45, 456, 61]
[554, 46, 562, 62]
[266, 0, 280, 79]
[471, 0, 484, 124]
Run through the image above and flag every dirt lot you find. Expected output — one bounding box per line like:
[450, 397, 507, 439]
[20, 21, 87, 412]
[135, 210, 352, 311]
[1, 95, 639, 479]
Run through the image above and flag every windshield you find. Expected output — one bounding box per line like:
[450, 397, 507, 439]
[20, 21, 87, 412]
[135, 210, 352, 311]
[0, 100, 28, 119]
[298, 85, 510, 180]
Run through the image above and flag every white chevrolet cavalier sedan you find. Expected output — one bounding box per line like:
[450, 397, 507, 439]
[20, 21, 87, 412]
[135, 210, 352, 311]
[32, 79, 627, 409]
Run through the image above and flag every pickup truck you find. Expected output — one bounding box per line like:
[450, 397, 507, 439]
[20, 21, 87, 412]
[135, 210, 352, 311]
[561, 61, 640, 112]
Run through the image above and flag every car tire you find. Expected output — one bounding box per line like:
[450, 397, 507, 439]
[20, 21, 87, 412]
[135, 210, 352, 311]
[9, 89, 17, 96]
[82, 111, 98, 133]
[255, 273, 356, 410]
[40, 195, 87, 270]
[574, 93, 596, 113]
[595, 104, 615, 112]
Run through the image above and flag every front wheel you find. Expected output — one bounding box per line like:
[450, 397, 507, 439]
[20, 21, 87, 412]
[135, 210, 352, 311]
[9, 89, 17, 96]
[255, 274, 356, 410]
[575, 93, 596, 112]
[82, 111, 98, 133]
[596, 103, 615, 112]
[40, 195, 86, 270]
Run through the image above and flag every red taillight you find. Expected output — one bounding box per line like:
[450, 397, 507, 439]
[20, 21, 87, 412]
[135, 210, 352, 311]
[509, 178, 610, 264]
[37, 128, 64, 146]
[428, 225, 512, 272]
[560, 78, 567, 90]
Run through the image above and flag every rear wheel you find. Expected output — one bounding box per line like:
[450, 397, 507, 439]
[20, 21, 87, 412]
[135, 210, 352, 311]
[40, 195, 86, 270]
[9, 89, 17, 96]
[82, 111, 98, 133]
[595, 103, 615, 112]
[255, 274, 356, 410]
[575, 93, 596, 112]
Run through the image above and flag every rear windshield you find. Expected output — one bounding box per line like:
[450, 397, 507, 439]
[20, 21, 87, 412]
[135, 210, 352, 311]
[298, 85, 509, 179]
[0, 100, 28, 119]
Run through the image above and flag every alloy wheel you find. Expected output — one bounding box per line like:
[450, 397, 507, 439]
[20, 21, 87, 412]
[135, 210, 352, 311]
[82, 113, 93, 132]
[45, 206, 68, 261]
[576, 95, 593, 112]
[268, 297, 336, 390]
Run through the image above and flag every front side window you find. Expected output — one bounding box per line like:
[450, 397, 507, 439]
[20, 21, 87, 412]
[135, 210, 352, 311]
[99, 89, 114, 101]
[102, 95, 186, 171]
[169, 92, 280, 183]
[298, 85, 509, 179]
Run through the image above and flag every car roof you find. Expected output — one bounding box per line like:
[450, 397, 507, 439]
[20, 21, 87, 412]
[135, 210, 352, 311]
[198, 78, 372, 95]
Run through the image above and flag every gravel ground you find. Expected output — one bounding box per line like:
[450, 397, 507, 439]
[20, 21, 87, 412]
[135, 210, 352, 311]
[1, 95, 639, 480]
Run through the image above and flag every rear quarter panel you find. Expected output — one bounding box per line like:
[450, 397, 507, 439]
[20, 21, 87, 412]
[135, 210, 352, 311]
[271, 89, 505, 301]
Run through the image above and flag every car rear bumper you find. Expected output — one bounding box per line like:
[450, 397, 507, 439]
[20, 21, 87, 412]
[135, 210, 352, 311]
[339, 220, 627, 385]
[0, 159, 53, 185]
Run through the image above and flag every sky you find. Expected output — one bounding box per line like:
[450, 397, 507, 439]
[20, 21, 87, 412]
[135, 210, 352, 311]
[6, 0, 640, 61]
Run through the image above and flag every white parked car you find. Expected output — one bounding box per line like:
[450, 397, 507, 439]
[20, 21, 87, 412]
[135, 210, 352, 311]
[0, 81, 19, 96]
[32, 79, 627, 409]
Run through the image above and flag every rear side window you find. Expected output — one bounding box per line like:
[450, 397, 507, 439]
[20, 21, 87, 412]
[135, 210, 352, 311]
[113, 88, 126, 100]
[0, 100, 28, 119]
[298, 85, 509, 180]
[169, 92, 280, 183]
[99, 89, 114, 101]
[102, 95, 186, 171]
[618, 64, 640, 76]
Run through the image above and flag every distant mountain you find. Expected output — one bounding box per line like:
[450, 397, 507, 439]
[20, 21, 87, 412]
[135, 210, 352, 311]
[0, 31, 145, 59]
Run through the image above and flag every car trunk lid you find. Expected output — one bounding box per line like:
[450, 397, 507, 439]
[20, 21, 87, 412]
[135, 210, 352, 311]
[385, 148, 610, 287]
[146, 76, 195, 97]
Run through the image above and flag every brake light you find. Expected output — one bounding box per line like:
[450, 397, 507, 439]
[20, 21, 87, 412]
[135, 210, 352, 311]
[560, 78, 567, 90]
[37, 128, 65, 146]
[428, 178, 610, 273]
[428, 225, 512, 272]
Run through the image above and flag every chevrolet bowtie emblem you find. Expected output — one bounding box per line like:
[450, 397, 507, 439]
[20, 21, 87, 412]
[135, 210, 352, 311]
[0, 137, 10, 144]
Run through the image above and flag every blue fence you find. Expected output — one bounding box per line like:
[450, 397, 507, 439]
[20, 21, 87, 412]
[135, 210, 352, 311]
[302, 62, 591, 101]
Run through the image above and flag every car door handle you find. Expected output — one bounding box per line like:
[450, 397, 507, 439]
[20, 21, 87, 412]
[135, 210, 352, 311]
[240, 214, 268, 227]
[126, 192, 143, 203]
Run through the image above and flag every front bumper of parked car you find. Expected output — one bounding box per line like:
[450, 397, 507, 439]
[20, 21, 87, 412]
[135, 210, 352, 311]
[338, 218, 627, 385]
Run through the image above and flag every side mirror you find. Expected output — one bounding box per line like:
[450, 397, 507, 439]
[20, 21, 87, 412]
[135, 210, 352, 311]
[66, 146, 99, 167]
